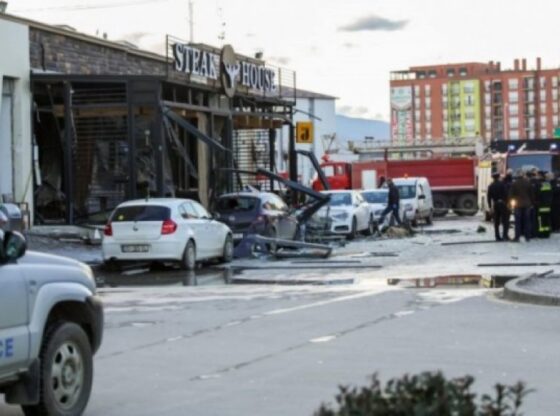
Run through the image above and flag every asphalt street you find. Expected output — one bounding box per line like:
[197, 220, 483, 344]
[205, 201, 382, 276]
[2, 217, 560, 415]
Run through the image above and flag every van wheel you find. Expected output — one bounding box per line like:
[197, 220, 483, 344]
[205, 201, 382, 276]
[348, 217, 358, 240]
[426, 211, 433, 225]
[181, 240, 196, 271]
[22, 323, 93, 416]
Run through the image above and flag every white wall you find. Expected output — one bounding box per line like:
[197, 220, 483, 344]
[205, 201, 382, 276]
[0, 17, 32, 218]
[278, 97, 337, 186]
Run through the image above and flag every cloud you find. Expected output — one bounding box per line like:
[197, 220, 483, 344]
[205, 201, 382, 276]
[339, 15, 408, 32]
[342, 42, 357, 49]
[119, 31, 150, 44]
[338, 105, 371, 117]
[245, 32, 256, 38]
[268, 56, 291, 65]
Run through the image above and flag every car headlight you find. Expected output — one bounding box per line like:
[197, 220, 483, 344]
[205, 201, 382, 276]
[333, 212, 349, 220]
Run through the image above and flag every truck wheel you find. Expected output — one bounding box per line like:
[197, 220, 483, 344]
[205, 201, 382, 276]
[22, 323, 93, 416]
[221, 235, 234, 263]
[433, 194, 449, 217]
[457, 193, 478, 216]
[181, 240, 196, 270]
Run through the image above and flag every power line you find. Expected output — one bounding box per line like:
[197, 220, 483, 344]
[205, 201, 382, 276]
[12, 0, 173, 13]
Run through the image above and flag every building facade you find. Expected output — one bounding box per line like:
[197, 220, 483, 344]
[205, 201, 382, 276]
[0, 13, 298, 226]
[390, 59, 560, 144]
[0, 17, 32, 214]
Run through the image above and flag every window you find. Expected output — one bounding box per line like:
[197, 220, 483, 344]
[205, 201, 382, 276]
[415, 110, 421, 119]
[540, 116, 547, 127]
[541, 129, 548, 137]
[508, 78, 519, 89]
[327, 192, 352, 206]
[180, 203, 199, 219]
[508, 91, 518, 103]
[425, 98, 431, 109]
[112, 205, 171, 222]
[426, 110, 431, 119]
[463, 81, 475, 93]
[554, 115, 559, 126]
[417, 71, 426, 79]
[539, 76, 546, 88]
[447, 68, 455, 77]
[424, 85, 431, 94]
[414, 85, 420, 94]
[191, 201, 211, 218]
[441, 84, 448, 93]
[509, 129, 519, 139]
[484, 93, 491, 105]
[540, 90, 546, 101]
[459, 67, 468, 77]
[540, 103, 547, 113]
[509, 117, 519, 128]
[465, 95, 474, 106]
[553, 90, 558, 101]
[428, 70, 437, 78]
[362, 191, 388, 204]
[217, 196, 258, 212]
[415, 122, 421, 132]
[414, 98, 421, 108]
[553, 103, 558, 113]
[509, 104, 518, 116]
[523, 77, 534, 90]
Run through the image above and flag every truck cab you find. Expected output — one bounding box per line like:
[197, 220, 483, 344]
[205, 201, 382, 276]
[0, 231, 103, 416]
[312, 162, 350, 191]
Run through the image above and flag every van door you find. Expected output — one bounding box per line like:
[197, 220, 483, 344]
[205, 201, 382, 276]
[417, 182, 426, 217]
[0, 263, 30, 380]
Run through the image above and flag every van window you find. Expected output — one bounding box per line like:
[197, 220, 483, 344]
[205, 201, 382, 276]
[397, 185, 416, 199]
[217, 196, 259, 213]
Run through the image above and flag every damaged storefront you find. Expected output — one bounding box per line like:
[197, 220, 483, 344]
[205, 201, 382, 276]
[29, 25, 296, 225]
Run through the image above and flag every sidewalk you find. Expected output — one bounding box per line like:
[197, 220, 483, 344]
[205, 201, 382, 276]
[503, 273, 560, 306]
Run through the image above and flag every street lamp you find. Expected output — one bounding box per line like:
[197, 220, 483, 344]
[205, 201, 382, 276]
[0, 2, 7, 13]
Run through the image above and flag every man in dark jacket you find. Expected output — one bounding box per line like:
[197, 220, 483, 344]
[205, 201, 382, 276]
[528, 169, 540, 238]
[379, 179, 402, 226]
[509, 170, 534, 241]
[551, 173, 560, 232]
[503, 169, 514, 238]
[487, 173, 508, 241]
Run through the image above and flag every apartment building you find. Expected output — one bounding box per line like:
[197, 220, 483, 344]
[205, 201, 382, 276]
[390, 58, 560, 144]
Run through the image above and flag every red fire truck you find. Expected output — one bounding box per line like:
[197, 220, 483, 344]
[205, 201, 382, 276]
[312, 156, 478, 216]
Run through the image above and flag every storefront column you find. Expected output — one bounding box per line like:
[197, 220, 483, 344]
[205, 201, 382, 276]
[268, 128, 276, 191]
[196, 112, 209, 206]
[63, 81, 74, 224]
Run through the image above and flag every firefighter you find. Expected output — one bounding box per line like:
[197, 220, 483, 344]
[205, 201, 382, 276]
[503, 169, 514, 240]
[551, 173, 560, 232]
[527, 169, 540, 238]
[536, 171, 552, 238]
[487, 173, 508, 241]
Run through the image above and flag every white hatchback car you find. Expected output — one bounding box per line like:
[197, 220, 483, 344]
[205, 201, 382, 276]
[102, 198, 233, 270]
[317, 190, 374, 238]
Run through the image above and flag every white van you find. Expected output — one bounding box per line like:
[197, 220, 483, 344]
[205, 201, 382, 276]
[393, 177, 434, 226]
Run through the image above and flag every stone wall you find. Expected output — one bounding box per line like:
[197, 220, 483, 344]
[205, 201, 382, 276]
[29, 28, 167, 76]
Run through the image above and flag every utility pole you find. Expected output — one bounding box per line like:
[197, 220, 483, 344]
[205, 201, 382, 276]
[188, 0, 194, 42]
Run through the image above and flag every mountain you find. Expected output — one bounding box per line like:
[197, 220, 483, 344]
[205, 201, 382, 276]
[336, 115, 390, 144]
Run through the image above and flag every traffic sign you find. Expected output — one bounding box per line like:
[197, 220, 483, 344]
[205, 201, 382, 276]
[296, 121, 313, 144]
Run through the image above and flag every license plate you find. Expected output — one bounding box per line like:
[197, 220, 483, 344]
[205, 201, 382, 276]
[121, 244, 150, 253]
[233, 233, 244, 240]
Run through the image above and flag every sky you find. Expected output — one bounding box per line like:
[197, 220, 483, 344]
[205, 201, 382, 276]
[8, 0, 560, 121]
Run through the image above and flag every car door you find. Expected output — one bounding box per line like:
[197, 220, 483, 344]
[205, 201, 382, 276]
[180, 202, 211, 259]
[0, 261, 30, 380]
[271, 195, 298, 239]
[354, 192, 370, 229]
[192, 201, 225, 257]
[417, 183, 427, 217]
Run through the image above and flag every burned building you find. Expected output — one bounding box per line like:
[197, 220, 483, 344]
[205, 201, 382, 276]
[19, 19, 296, 225]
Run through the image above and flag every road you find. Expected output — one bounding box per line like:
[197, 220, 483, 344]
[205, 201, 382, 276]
[2, 217, 560, 415]
[2, 282, 560, 415]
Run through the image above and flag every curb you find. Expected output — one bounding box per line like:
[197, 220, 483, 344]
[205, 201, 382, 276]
[231, 277, 355, 285]
[503, 275, 560, 307]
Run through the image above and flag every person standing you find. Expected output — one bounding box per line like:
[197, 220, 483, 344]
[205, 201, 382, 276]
[503, 169, 514, 240]
[536, 171, 552, 238]
[528, 169, 540, 238]
[487, 173, 508, 241]
[551, 173, 560, 232]
[509, 170, 533, 242]
[379, 178, 402, 226]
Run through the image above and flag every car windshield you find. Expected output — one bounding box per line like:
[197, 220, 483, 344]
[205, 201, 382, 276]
[507, 154, 559, 174]
[326, 192, 352, 206]
[111, 205, 170, 222]
[216, 196, 259, 212]
[362, 191, 388, 204]
[397, 185, 416, 199]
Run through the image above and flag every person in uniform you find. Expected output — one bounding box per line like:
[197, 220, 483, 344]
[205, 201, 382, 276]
[551, 173, 560, 232]
[536, 171, 552, 238]
[487, 173, 508, 241]
[527, 169, 540, 238]
[509, 170, 533, 242]
[502, 169, 514, 240]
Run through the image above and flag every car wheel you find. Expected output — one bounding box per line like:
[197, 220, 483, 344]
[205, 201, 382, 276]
[411, 218, 418, 227]
[22, 323, 93, 416]
[347, 217, 357, 240]
[181, 240, 196, 271]
[221, 235, 234, 263]
[265, 226, 278, 253]
[364, 216, 375, 236]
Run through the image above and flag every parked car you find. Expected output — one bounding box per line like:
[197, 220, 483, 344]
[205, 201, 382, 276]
[0, 230, 103, 416]
[317, 190, 374, 238]
[393, 177, 434, 226]
[102, 198, 233, 270]
[215, 191, 298, 242]
[361, 189, 389, 223]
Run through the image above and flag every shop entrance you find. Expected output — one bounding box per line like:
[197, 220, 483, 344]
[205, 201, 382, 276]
[0, 79, 13, 202]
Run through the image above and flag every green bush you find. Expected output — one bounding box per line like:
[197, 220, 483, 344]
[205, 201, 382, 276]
[315, 372, 531, 416]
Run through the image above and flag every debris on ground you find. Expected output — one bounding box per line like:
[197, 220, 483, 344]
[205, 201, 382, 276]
[476, 225, 486, 233]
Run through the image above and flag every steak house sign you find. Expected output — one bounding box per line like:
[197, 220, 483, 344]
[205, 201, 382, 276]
[172, 43, 277, 98]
